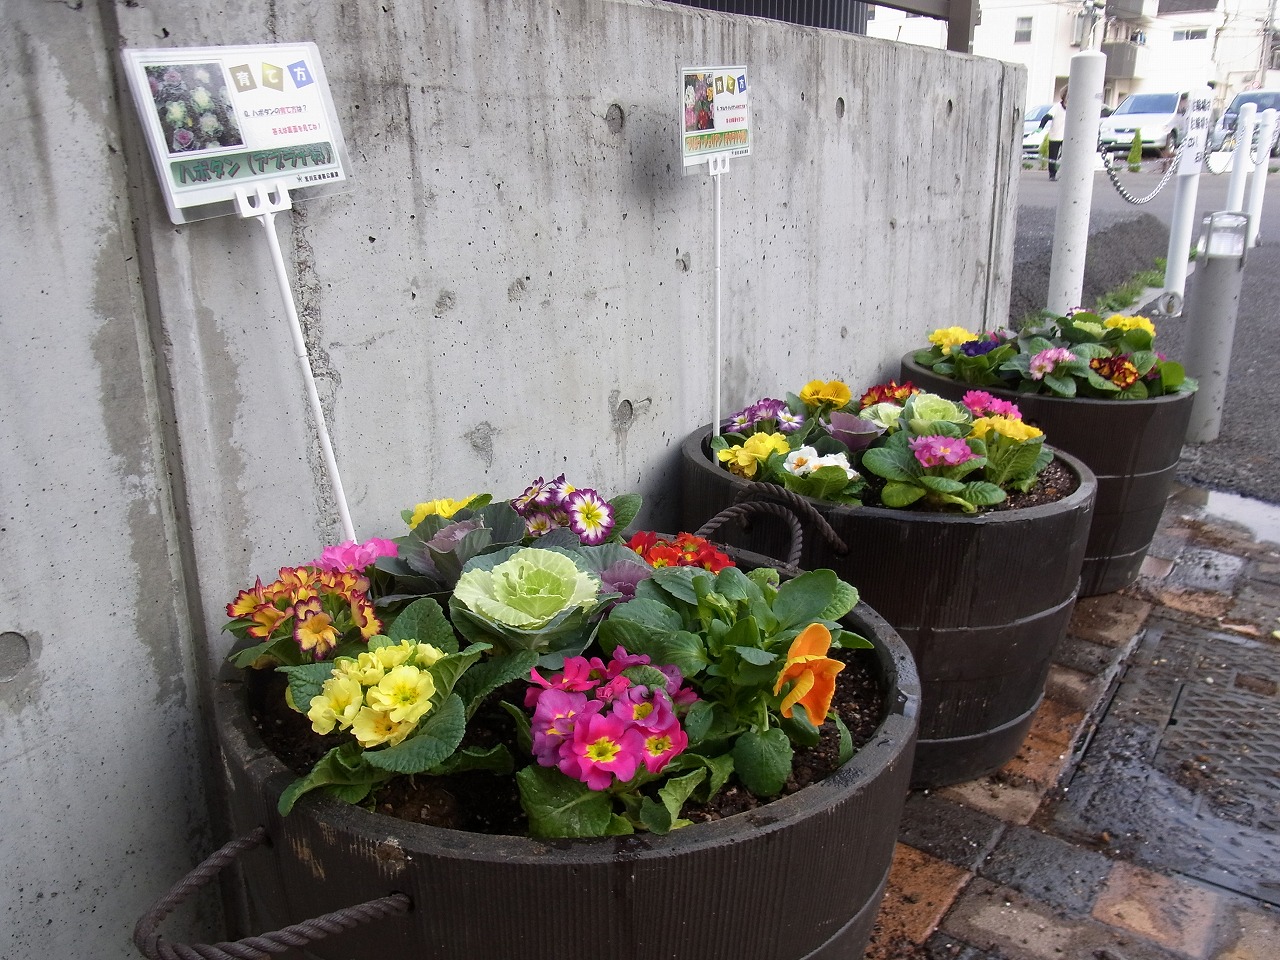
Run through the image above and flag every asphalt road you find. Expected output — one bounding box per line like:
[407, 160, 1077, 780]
[1014, 160, 1280, 504]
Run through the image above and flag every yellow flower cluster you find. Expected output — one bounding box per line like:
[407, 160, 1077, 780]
[1103, 314, 1157, 336]
[717, 432, 789, 479]
[408, 495, 477, 530]
[798, 379, 852, 409]
[970, 416, 1043, 443]
[306, 640, 446, 747]
[928, 326, 980, 356]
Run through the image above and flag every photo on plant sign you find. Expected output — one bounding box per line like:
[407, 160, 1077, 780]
[144, 62, 245, 155]
[683, 73, 715, 132]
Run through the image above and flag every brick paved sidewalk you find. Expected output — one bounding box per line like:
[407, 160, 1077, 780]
[865, 487, 1280, 960]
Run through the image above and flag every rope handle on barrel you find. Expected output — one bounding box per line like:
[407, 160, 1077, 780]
[695, 500, 806, 570]
[694, 484, 849, 570]
[132, 826, 412, 960]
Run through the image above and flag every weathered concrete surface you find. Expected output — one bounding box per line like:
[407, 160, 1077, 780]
[0, 0, 1024, 956]
[0, 3, 214, 958]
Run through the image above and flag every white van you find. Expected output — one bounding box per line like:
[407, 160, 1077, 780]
[1097, 91, 1188, 155]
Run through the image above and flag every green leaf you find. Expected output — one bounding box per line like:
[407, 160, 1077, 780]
[1041, 373, 1076, 397]
[834, 713, 854, 766]
[772, 569, 839, 630]
[961, 481, 1007, 506]
[880, 480, 925, 508]
[499, 700, 533, 755]
[278, 742, 384, 815]
[276, 661, 337, 714]
[454, 650, 538, 717]
[817, 579, 859, 622]
[516, 765, 615, 838]
[364, 694, 467, 774]
[657, 630, 711, 677]
[650, 566, 704, 605]
[731, 728, 793, 797]
[227, 640, 274, 669]
[730, 645, 777, 667]
[387, 597, 458, 653]
[647, 769, 706, 834]
[919, 475, 966, 494]
[861, 445, 917, 483]
[427, 644, 490, 702]
[1160, 360, 1186, 392]
[429, 744, 514, 776]
[609, 493, 643, 534]
[780, 710, 820, 747]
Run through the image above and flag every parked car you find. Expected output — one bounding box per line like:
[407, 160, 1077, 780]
[1097, 91, 1188, 154]
[1209, 89, 1280, 155]
[1022, 103, 1051, 158]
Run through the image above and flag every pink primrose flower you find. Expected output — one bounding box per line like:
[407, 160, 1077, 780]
[312, 537, 398, 573]
[530, 689, 594, 767]
[962, 390, 1022, 421]
[908, 435, 976, 469]
[562, 711, 646, 789]
[524, 657, 598, 708]
[1029, 347, 1076, 381]
[640, 718, 689, 774]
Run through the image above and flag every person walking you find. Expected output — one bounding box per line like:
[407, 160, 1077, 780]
[1039, 89, 1068, 181]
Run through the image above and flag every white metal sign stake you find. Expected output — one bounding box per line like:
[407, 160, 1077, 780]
[234, 181, 356, 543]
[709, 154, 730, 439]
[122, 43, 357, 545]
[679, 66, 750, 438]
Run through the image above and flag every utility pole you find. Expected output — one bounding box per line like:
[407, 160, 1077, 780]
[1263, 0, 1278, 82]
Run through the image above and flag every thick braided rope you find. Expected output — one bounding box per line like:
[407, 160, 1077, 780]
[696, 500, 805, 569]
[133, 827, 411, 960]
[727, 483, 849, 555]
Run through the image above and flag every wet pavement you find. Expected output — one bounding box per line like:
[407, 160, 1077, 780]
[866, 484, 1280, 959]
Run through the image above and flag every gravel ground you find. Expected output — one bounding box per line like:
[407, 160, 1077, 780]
[1014, 166, 1280, 505]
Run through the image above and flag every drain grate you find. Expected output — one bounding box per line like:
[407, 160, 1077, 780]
[1156, 683, 1280, 831]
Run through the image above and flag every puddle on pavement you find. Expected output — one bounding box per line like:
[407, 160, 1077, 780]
[1170, 484, 1280, 546]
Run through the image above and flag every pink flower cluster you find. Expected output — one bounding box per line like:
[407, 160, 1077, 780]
[962, 390, 1022, 421]
[312, 537, 398, 573]
[1029, 347, 1077, 381]
[908, 435, 977, 469]
[525, 648, 695, 790]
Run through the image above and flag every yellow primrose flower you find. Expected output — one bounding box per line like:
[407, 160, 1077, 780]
[972, 416, 1043, 443]
[717, 432, 789, 479]
[1103, 314, 1157, 336]
[366, 665, 437, 725]
[408, 495, 477, 530]
[351, 705, 415, 748]
[336, 650, 386, 687]
[798, 379, 853, 409]
[928, 326, 980, 356]
[307, 675, 364, 735]
[371, 640, 415, 670]
[413, 643, 447, 667]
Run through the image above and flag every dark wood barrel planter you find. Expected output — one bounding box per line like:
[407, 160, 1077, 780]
[680, 429, 1096, 789]
[901, 355, 1194, 596]
[147, 555, 919, 960]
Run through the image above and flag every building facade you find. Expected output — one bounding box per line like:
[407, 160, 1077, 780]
[867, 0, 1280, 113]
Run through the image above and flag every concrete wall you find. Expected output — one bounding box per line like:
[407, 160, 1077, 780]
[0, 0, 1023, 956]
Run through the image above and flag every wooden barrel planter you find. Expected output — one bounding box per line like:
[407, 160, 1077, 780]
[901, 355, 1194, 596]
[137, 553, 919, 960]
[680, 429, 1095, 789]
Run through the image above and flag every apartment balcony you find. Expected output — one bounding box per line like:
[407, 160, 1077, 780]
[1102, 40, 1143, 78]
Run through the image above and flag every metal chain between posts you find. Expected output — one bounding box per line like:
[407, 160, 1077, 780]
[132, 826, 412, 960]
[1099, 134, 1190, 204]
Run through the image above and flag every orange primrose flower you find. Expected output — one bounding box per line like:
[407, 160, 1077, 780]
[772, 623, 845, 727]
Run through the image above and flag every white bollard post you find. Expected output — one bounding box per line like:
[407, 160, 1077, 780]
[1246, 108, 1276, 247]
[1047, 51, 1106, 314]
[1226, 102, 1257, 212]
[1184, 212, 1250, 443]
[1161, 88, 1214, 313]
